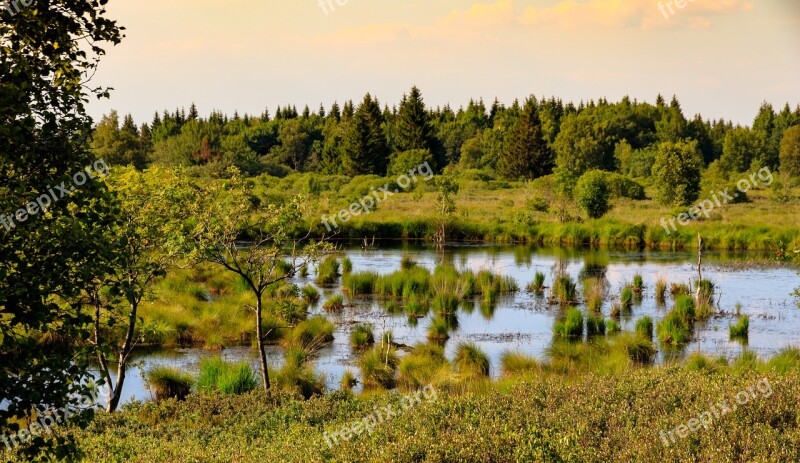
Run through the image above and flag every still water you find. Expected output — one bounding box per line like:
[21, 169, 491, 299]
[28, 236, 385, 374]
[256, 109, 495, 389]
[109, 244, 799, 405]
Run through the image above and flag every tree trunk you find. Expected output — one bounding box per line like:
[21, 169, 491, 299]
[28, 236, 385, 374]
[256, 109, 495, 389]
[107, 300, 138, 412]
[255, 294, 271, 390]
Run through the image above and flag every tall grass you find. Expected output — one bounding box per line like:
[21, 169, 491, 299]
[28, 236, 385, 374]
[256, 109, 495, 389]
[341, 257, 353, 274]
[526, 271, 546, 295]
[427, 316, 451, 343]
[655, 278, 668, 305]
[554, 307, 584, 338]
[582, 277, 605, 313]
[397, 343, 447, 389]
[342, 271, 378, 296]
[358, 346, 399, 389]
[586, 314, 606, 337]
[632, 274, 644, 294]
[635, 316, 654, 340]
[315, 256, 341, 285]
[350, 323, 375, 351]
[454, 342, 490, 377]
[322, 294, 344, 312]
[300, 284, 320, 303]
[500, 351, 538, 377]
[620, 285, 634, 312]
[549, 274, 578, 306]
[145, 366, 193, 401]
[284, 316, 335, 351]
[196, 357, 258, 395]
[730, 315, 749, 340]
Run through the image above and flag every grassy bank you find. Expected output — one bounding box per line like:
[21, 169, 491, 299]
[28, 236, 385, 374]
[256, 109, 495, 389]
[47, 364, 800, 462]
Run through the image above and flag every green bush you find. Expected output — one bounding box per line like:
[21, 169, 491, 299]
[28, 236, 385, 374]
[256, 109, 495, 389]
[574, 170, 612, 219]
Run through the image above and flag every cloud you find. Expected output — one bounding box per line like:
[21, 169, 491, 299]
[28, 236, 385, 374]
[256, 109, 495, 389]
[520, 0, 755, 30]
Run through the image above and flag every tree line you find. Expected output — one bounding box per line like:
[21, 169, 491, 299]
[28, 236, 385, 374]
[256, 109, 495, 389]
[92, 88, 800, 187]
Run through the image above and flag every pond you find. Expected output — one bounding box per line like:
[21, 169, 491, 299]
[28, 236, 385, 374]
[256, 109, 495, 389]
[104, 244, 799, 405]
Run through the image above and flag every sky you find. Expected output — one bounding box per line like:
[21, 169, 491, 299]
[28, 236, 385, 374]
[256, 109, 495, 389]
[88, 0, 800, 126]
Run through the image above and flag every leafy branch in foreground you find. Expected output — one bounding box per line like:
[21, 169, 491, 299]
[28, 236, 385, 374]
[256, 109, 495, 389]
[189, 169, 333, 389]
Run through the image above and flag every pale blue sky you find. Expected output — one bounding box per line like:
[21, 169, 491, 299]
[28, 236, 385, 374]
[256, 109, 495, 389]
[89, 0, 800, 125]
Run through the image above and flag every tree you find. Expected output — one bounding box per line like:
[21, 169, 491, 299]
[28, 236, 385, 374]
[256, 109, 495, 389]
[190, 171, 332, 390]
[0, 0, 123, 458]
[342, 94, 389, 176]
[388, 149, 434, 178]
[575, 170, 611, 218]
[720, 127, 765, 174]
[652, 140, 703, 206]
[780, 125, 800, 178]
[89, 167, 194, 413]
[433, 176, 459, 246]
[499, 97, 552, 180]
[91, 111, 147, 169]
[395, 86, 434, 154]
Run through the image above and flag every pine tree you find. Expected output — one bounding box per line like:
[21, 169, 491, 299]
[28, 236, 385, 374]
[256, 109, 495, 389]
[329, 102, 341, 122]
[188, 102, 199, 121]
[342, 94, 389, 175]
[499, 97, 551, 180]
[395, 86, 434, 153]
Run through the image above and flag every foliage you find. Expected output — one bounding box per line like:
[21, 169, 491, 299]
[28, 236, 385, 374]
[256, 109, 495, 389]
[574, 170, 612, 219]
[780, 125, 800, 178]
[651, 140, 703, 206]
[196, 357, 258, 395]
[554, 308, 584, 338]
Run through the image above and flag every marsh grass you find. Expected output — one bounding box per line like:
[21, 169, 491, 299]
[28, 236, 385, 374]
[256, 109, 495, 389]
[766, 347, 800, 374]
[526, 271, 546, 295]
[284, 316, 335, 351]
[605, 319, 621, 334]
[620, 285, 634, 312]
[657, 296, 696, 348]
[322, 294, 344, 312]
[549, 274, 578, 306]
[670, 282, 691, 298]
[300, 284, 320, 303]
[617, 334, 656, 364]
[582, 277, 605, 313]
[316, 256, 341, 285]
[655, 277, 668, 305]
[426, 316, 451, 343]
[635, 316, 654, 340]
[729, 315, 749, 340]
[454, 341, 490, 377]
[341, 257, 353, 274]
[340, 370, 358, 390]
[554, 307, 584, 338]
[350, 323, 375, 351]
[145, 366, 193, 401]
[398, 343, 448, 389]
[342, 271, 378, 296]
[499, 351, 539, 377]
[196, 357, 258, 395]
[405, 296, 430, 319]
[358, 345, 399, 389]
[400, 254, 417, 270]
[632, 274, 644, 294]
[586, 314, 606, 336]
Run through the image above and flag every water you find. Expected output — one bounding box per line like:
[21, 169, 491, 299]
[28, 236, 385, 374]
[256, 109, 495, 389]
[108, 244, 799, 405]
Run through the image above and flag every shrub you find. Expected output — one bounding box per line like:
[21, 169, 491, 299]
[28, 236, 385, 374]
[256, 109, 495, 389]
[350, 323, 375, 351]
[145, 366, 193, 401]
[315, 256, 340, 285]
[574, 170, 612, 219]
[196, 357, 258, 395]
[453, 342, 490, 377]
[554, 308, 584, 338]
[605, 172, 646, 200]
[780, 125, 800, 178]
[729, 315, 749, 340]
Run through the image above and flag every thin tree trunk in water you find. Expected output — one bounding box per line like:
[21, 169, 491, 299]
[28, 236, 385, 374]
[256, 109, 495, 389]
[255, 294, 271, 390]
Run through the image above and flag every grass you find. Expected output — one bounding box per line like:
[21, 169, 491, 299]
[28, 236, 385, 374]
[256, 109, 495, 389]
[730, 315, 750, 340]
[350, 323, 375, 351]
[554, 307, 584, 338]
[322, 294, 345, 312]
[586, 314, 606, 336]
[144, 366, 193, 401]
[426, 316, 451, 343]
[358, 345, 399, 389]
[339, 370, 358, 390]
[618, 334, 656, 364]
[397, 343, 448, 389]
[316, 256, 341, 285]
[670, 282, 691, 298]
[499, 351, 539, 376]
[582, 277, 605, 312]
[635, 316, 654, 340]
[655, 277, 667, 305]
[453, 341, 490, 377]
[632, 274, 644, 294]
[400, 254, 417, 270]
[526, 271, 546, 295]
[284, 316, 335, 351]
[341, 257, 353, 274]
[342, 271, 379, 296]
[300, 284, 320, 303]
[549, 274, 578, 305]
[656, 297, 696, 348]
[196, 357, 258, 395]
[620, 285, 634, 311]
[273, 349, 325, 399]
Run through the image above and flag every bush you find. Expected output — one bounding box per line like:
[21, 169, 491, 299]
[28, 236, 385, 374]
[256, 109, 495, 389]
[574, 170, 612, 219]
[780, 125, 800, 178]
[145, 366, 193, 401]
[605, 172, 646, 200]
[388, 149, 434, 179]
[196, 357, 258, 395]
